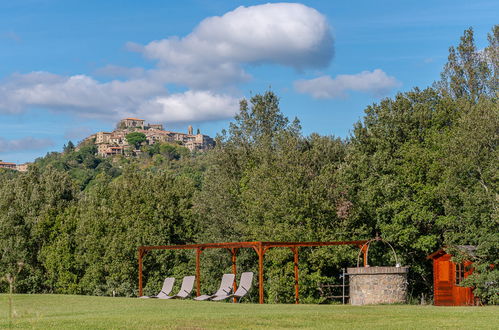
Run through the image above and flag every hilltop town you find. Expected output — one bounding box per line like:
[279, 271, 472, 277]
[0, 119, 215, 171]
[85, 118, 215, 157]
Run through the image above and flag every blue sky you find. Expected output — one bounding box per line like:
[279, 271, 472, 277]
[0, 0, 497, 163]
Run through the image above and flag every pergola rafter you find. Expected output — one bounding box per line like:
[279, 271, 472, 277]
[138, 240, 368, 304]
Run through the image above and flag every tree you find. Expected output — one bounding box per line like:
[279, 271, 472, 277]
[485, 25, 499, 95]
[0, 165, 77, 293]
[439, 26, 497, 101]
[341, 88, 455, 297]
[438, 97, 499, 304]
[63, 141, 75, 153]
[126, 132, 147, 150]
[72, 166, 199, 296]
[436, 26, 498, 304]
[194, 91, 357, 303]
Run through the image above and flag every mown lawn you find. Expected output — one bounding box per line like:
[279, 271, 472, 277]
[0, 294, 497, 329]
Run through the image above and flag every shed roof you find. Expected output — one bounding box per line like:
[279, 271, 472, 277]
[427, 245, 476, 259]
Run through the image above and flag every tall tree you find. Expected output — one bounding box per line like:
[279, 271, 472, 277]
[341, 88, 456, 297]
[194, 91, 359, 303]
[440, 26, 497, 101]
[439, 97, 499, 304]
[485, 25, 499, 95]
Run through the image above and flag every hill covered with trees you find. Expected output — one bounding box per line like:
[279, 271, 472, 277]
[1, 26, 497, 304]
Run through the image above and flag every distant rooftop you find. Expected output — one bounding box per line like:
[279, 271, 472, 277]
[123, 117, 144, 121]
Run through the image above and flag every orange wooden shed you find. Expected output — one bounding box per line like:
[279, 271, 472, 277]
[427, 248, 474, 306]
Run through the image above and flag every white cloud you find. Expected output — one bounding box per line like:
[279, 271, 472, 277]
[0, 137, 54, 153]
[146, 62, 251, 90]
[138, 90, 240, 123]
[0, 3, 333, 123]
[0, 72, 165, 118]
[133, 2, 333, 89]
[294, 69, 401, 99]
[0, 72, 239, 123]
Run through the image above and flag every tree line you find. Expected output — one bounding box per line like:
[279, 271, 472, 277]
[1, 26, 497, 304]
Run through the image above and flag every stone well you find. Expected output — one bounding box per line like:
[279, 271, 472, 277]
[347, 266, 409, 305]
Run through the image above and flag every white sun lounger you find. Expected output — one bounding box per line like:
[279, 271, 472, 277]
[194, 273, 235, 301]
[212, 272, 253, 302]
[139, 277, 175, 298]
[159, 276, 195, 299]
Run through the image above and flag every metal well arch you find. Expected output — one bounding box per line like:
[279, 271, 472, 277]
[356, 236, 400, 268]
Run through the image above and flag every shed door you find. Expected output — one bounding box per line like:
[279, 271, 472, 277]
[453, 262, 474, 305]
[434, 259, 454, 305]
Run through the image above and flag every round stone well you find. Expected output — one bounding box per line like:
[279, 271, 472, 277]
[347, 266, 409, 305]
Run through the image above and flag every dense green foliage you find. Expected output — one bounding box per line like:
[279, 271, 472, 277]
[125, 132, 147, 149]
[142, 142, 191, 161]
[0, 27, 497, 304]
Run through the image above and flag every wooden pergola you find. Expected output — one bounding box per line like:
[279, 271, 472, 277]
[138, 240, 368, 304]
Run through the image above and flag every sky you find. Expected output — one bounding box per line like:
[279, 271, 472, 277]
[0, 0, 497, 163]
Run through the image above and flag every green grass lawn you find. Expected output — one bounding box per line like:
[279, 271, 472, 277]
[1, 294, 497, 329]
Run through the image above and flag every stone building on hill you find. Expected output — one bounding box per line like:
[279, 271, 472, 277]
[16, 163, 29, 172]
[119, 118, 145, 129]
[92, 118, 214, 157]
[0, 161, 29, 172]
[0, 161, 17, 170]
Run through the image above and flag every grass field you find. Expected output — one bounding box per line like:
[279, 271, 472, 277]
[1, 294, 498, 329]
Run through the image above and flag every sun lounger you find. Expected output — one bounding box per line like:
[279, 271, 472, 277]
[194, 273, 235, 301]
[212, 272, 253, 302]
[139, 277, 175, 298]
[159, 276, 195, 299]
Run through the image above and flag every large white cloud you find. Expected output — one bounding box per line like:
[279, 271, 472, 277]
[0, 72, 165, 118]
[294, 69, 401, 99]
[0, 3, 333, 123]
[131, 2, 333, 89]
[0, 71, 238, 123]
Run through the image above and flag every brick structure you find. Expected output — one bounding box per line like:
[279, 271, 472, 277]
[347, 266, 409, 305]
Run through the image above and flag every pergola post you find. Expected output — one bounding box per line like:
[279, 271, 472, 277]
[291, 247, 299, 304]
[230, 248, 238, 303]
[196, 248, 202, 296]
[138, 248, 143, 297]
[362, 245, 368, 267]
[258, 243, 265, 304]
